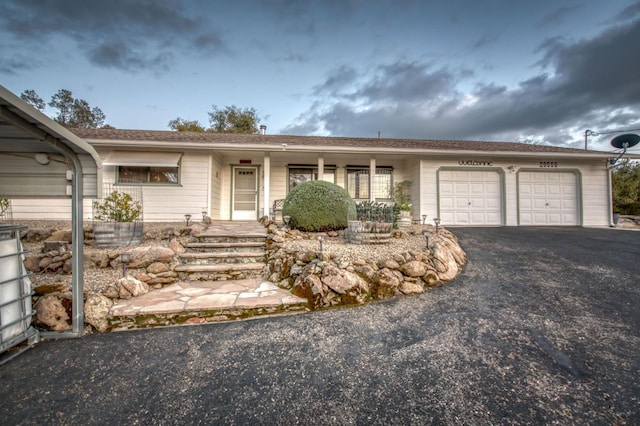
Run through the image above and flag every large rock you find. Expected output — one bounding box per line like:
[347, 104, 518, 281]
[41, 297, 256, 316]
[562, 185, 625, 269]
[45, 229, 72, 243]
[117, 276, 150, 299]
[400, 260, 427, 277]
[431, 242, 460, 282]
[372, 268, 400, 299]
[117, 246, 175, 269]
[84, 293, 113, 332]
[399, 280, 424, 295]
[291, 273, 323, 309]
[34, 293, 71, 331]
[147, 262, 169, 274]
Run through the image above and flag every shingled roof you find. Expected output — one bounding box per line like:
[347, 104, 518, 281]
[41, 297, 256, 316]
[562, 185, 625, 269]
[71, 128, 612, 156]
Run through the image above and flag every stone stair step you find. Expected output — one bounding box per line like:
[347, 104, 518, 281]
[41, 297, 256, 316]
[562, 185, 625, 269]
[180, 251, 265, 260]
[174, 263, 265, 273]
[185, 242, 265, 251]
[194, 232, 266, 239]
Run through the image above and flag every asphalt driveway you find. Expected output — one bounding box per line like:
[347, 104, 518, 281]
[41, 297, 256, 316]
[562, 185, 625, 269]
[1, 227, 638, 425]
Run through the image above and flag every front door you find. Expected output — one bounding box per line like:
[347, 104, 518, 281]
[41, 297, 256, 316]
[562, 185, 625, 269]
[232, 166, 258, 220]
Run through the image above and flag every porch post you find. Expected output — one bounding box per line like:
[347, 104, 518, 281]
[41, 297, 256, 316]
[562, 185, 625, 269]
[369, 157, 376, 202]
[317, 156, 324, 181]
[263, 152, 271, 219]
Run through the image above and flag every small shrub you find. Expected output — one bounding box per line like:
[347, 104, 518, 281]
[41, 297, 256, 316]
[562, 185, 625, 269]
[282, 181, 356, 232]
[0, 198, 9, 215]
[93, 190, 142, 222]
[393, 180, 412, 206]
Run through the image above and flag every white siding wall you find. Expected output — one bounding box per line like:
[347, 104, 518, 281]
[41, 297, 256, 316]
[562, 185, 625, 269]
[10, 198, 94, 220]
[98, 150, 210, 222]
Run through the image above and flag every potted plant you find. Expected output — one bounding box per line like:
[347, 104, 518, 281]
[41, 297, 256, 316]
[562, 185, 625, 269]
[346, 201, 394, 243]
[92, 190, 143, 247]
[394, 180, 412, 227]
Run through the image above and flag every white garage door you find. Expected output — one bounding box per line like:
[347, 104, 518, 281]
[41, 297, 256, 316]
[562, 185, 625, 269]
[519, 171, 578, 226]
[439, 170, 502, 225]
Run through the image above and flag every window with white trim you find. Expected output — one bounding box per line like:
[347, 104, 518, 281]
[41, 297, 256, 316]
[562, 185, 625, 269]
[117, 166, 179, 184]
[288, 165, 336, 191]
[103, 151, 182, 185]
[346, 167, 393, 201]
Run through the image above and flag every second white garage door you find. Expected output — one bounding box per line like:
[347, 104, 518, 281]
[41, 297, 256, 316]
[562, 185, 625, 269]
[518, 171, 579, 226]
[439, 170, 502, 225]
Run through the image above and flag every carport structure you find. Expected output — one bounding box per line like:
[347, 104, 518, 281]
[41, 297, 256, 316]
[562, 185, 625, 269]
[0, 85, 101, 341]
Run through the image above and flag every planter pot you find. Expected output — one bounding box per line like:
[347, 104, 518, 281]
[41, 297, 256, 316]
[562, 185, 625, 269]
[93, 222, 143, 247]
[398, 210, 412, 227]
[346, 220, 392, 244]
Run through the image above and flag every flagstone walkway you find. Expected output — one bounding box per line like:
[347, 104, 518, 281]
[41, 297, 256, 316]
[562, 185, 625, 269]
[108, 278, 308, 329]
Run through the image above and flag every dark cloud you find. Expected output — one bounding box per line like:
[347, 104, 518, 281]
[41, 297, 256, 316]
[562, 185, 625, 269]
[285, 14, 640, 148]
[0, 0, 228, 72]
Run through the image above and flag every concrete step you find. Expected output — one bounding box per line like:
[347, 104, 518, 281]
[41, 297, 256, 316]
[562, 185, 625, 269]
[179, 251, 265, 264]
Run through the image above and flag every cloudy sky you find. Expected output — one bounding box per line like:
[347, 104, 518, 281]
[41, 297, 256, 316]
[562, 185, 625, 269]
[1, 0, 639, 152]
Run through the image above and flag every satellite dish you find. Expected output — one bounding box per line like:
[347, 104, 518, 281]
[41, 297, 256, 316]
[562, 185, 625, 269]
[610, 133, 640, 150]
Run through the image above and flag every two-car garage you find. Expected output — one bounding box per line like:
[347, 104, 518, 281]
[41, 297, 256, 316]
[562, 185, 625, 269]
[438, 168, 580, 226]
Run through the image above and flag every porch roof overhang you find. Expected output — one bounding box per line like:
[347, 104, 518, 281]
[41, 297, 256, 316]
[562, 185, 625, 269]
[81, 138, 627, 161]
[73, 128, 637, 162]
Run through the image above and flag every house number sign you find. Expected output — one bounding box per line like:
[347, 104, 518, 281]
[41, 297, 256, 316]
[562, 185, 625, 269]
[458, 160, 493, 166]
[539, 161, 558, 168]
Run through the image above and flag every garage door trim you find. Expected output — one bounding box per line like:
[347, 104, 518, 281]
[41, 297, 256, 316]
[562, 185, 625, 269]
[436, 167, 506, 226]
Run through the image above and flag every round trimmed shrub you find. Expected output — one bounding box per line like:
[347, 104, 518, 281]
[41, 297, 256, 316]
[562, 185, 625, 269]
[282, 181, 356, 232]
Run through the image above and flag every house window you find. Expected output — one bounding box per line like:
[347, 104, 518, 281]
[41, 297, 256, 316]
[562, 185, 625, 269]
[104, 151, 182, 186]
[347, 167, 393, 201]
[288, 165, 336, 191]
[117, 166, 179, 184]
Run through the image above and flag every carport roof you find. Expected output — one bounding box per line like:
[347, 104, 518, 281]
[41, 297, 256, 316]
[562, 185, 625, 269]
[0, 85, 101, 198]
[0, 85, 101, 163]
[73, 127, 625, 159]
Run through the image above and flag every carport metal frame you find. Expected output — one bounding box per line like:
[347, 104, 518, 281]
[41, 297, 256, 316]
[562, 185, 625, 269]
[0, 85, 101, 340]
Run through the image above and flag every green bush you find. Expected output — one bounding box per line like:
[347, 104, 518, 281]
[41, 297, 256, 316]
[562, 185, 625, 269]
[282, 181, 356, 232]
[93, 190, 142, 222]
[612, 162, 640, 214]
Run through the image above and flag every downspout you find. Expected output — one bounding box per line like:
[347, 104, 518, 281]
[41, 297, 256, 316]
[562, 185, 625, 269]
[606, 159, 615, 227]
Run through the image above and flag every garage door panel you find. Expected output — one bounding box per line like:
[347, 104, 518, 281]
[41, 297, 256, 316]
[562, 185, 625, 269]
[439, 170, 502, 226]
[519, 172, 578, 226]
